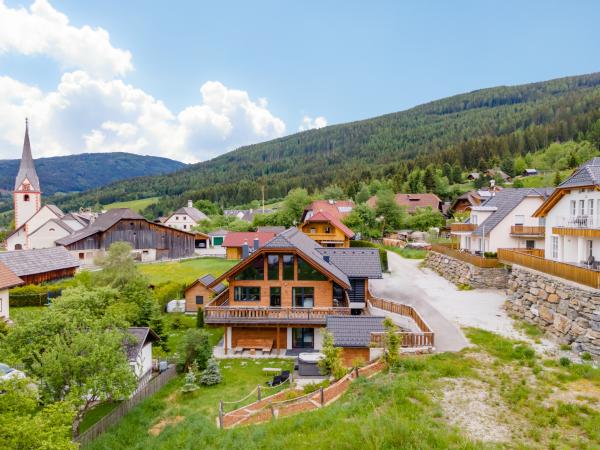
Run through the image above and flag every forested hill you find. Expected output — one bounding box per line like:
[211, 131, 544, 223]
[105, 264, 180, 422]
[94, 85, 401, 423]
[0, 152, 185, 197]
[52, 72, 600, 215]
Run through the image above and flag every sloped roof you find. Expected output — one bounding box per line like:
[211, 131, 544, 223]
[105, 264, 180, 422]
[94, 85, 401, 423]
[0, 261, 24, 290]
[472, 188, 553, 236]
[14, 122, 40, 191]
[317, 247, 382, 279]
[124, 327, 159, 361]
[46, 205, 64, 217]
[304, 210, 355, 238]
[170, 206, 208, 223]
[185, 273, 227, 295]
[257, 226, 286, 233]
[301, 200, 355, 221]
[326, 316, 385, 347]
[558, 157, 600, 189]
[56, 208, 145, 246]
[0, 246, 79, 277]
[208, 229, 229, 237]
[222, 231, 276, 248]
[28, 217, 74, 237]
[366, 193, 442, 213]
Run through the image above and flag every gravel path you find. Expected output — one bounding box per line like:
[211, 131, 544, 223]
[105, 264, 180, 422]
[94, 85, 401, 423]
[370, 252, 512, 352]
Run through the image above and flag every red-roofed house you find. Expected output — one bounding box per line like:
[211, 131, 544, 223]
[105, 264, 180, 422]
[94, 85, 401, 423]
[366, 193, 443, 214]
[222, 231, 277, 260]
[301, 210, 355, 247]
[0, 261, 24, 322]
[301, 200, 355, 222]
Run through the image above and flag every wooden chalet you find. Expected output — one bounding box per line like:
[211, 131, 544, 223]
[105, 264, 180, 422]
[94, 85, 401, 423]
[204, 227, 382, 360]
[0, 246, 79, 284]
[55, 208, 195, 265]
[184, 273, 227, 312]
[300, 210, 355, 247]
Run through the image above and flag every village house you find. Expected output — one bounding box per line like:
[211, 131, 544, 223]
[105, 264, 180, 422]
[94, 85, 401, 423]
[301, 199, 355, 222]
[203, 227, 382, 361]
[222, 231, 277, 260]
[55, 208, 195, 265]
[208, 229, 228, 247]
[451, 188, 553, 253]
[449, 189, 493, 214]
[366, 193, 443, 215]
[124, 327, 160, 387]
[0, 262, 23, 322]
[300, 210, 355, 247]
[0, 246, 80, 285]
[184, 273, 227, 312]
[163, 200, 208, 231]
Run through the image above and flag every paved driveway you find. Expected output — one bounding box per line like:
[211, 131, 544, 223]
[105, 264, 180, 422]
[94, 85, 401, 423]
[370, 252, 511, 352]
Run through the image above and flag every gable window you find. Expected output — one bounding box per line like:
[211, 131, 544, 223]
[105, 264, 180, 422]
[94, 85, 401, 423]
[282, 254, 294, 280]
[195, 295, 204, 305]
[551, 236, 559, 259]
[293, 287, 314, 308]
[49, 228, 55, 232]
[234, 286, 260, 302]
[297, 257, 328, 281]
[310, 227, 316, 234]
[78, 252, 85, 260]
[235, 255, 264, 280]
[325, 226, 332, 234]
[270, 287, 281, 307]
[267, 254, 280, 280]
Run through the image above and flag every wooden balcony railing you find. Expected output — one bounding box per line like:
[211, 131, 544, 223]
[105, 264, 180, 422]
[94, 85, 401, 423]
[367, 293, 434, 349]
[204, 306, 352, 324]
[497, 248, 600, 289]
[450, 223, 476, 233]
[430, 243, 501, 268]
[510, 225, 545, 236]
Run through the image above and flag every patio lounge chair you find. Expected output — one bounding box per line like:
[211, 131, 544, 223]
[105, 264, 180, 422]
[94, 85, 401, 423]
[268, 375, 283, 387]
[280, 370, 290, 382]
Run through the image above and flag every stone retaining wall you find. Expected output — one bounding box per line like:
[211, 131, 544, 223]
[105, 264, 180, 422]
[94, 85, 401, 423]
[505, 265, 600, 357]
[425, 251, 509, 289]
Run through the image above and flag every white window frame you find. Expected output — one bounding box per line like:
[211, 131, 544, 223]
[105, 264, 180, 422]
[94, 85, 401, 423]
[570, 200, 577, 216]
[551, 236, 559, 259]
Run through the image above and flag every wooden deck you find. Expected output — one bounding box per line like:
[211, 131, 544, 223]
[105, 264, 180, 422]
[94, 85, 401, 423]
[497, 248, 600, 289]
[430, 243, 501, 268]
[204, 306, 352, 325]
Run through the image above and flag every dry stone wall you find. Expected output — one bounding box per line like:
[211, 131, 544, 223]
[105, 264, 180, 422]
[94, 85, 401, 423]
[425, 251, 509, 289]
[505, 266, 600, 357]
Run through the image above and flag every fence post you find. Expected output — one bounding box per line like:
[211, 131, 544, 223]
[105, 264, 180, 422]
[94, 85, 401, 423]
[269, 401, 275, 419]
[218, 400, 224, 429]
[257, 385, 261, 401]
[355, 366, 359, 378]
[320, 387, 324, 406]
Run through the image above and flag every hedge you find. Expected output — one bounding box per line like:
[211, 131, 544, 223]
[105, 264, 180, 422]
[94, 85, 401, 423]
[9, 284, 62, 307]
[350, 240, 388, 272]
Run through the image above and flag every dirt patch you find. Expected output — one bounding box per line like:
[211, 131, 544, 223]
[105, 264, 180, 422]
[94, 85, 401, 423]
[441, 378, 512, 443]
[546, 379, 600, 410]
[148, 416, 184, 436]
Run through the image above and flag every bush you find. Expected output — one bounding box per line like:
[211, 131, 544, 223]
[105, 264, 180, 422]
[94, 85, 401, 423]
[318, 331, 346, 380]
[154, 281, 185, 310]
[181, 367, 199, 393]
[581, 352, 592, 361]
[9, 284, 62, 307]
[196, 309, 204, 328]
[200, 358, 222, 386]
[177, 329, 212, 372]
[302, 379, 330, 394]
[559, 357, 572, 367]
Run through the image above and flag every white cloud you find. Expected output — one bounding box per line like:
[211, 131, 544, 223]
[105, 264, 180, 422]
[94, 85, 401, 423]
[0, 0, 133, 77]
[0, 72, 286, 163]
[299, 115, 327, 131]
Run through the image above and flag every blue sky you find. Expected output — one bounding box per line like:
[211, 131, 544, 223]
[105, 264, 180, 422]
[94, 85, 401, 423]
[1, 0, 599, 162]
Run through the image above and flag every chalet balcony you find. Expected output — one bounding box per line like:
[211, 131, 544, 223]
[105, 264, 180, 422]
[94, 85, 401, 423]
[552, 216, 600, 237]
[510, 225, 545, 237]
[450, 223, 476, 233]
[204, 306, 352, 325]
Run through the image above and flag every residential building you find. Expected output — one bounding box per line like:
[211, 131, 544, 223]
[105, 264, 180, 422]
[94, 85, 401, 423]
[451, 188, 553, 253]
[366, 193, 443, 214]
[204, 227, 382, 357]
[222, 231, 277, 260]
[301, 200, 355, 222]
[300, 210, 355, 247]
[224, 209, 272, 223]
[56, 208, 195, 265]
[208, 229, 228, 247]
[0, 262, 24, 321]
[0, 246, 80, 285]
[124, 327, 159, 386]
[184, 274, 227, 312]
[523, 169, 538, 177]
[449, 190, 492, 214]
[533, 158, 600, 265]
[163, 200, 208, 231]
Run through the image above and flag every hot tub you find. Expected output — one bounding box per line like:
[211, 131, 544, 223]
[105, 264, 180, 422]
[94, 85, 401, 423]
[298, 352, 324, 376]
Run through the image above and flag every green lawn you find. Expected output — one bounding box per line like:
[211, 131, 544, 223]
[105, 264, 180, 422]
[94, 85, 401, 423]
[80, 402, 121, 433]
[103, 197, 160, 213]
[139, 257, 237, 285]
[516, 170, 571, 188]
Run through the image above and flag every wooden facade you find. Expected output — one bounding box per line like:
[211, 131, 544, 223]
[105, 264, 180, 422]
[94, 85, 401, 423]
[340, 347, 370, 367]
[184, 283, 215, 312]
[300, 221, 350, 247]
[19, 267, 77, 285]
[63, 219, 194, 259]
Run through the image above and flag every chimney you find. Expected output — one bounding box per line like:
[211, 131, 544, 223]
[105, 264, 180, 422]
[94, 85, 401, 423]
[253, 238, 260, 251]
[242, 241, 249, 259]
[188, 199, 193, 208]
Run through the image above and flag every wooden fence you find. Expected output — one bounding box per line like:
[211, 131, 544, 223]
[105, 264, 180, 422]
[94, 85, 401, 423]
[430, 243, 501, 268]
[497, 248, 600, 289]
[75, 365, 177, 446]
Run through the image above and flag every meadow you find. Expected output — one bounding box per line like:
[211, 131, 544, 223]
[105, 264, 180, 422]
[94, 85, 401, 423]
[103, 197, 160, 213]
[138, 257, 237, 285]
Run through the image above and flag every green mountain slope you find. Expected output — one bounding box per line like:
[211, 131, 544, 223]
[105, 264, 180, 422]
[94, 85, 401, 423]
[51, 72, 600, 215]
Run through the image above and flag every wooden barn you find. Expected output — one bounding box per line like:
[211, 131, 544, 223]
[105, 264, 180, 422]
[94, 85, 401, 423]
[0, 246, 80, 285]
[56, 208, 195, 265]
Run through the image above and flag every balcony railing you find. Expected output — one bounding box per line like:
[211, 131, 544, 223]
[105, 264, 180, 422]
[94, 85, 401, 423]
[510, 225, 545, 236]
[497, 248, 600, 289]
[450, 223, 476, 233]
[204, 306, 352, 324]
[556, 215, 600, 229]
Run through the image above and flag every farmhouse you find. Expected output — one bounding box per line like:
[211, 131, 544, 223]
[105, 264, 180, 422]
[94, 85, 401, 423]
[163, 200, 208, 231]
[300, 210, 355, 247]
[56, 208, 195, 265]
[222, 231, 277, 260]
[0, 246, 80, 285]
[184, 273, 227, 312]
[301, 200, 355, 222]
[366, 193, 443, 214]
[0, 262, 23, 322]
[204, 227, 382, 359]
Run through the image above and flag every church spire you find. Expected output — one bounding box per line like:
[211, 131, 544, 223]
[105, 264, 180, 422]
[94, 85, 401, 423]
[14, 118, 41, 192]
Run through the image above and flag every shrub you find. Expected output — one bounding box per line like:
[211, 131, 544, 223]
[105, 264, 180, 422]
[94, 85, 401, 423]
[154, 281, 185, 310]
[196, 309, 204, 328]
[581, 352, 592, 361]
[177, 329, 212, 372]
[318, 331, 346, 380]
[559, 357, 571, 367]
[302, 379, 330, 394]
[382, 317, 400, 370]
[181, 367, 199, 393]
[200, 358, 222, 386]
[9, 284, 62, 307]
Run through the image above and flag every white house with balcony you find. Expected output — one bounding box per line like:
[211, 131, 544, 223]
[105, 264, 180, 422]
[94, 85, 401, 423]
[163, 200, 208, 232]
[451, 188, 553, 253]
[533, 157, 600, 267]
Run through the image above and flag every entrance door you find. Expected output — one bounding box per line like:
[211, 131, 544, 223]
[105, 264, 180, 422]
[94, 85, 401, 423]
[292, 328, 314, 349]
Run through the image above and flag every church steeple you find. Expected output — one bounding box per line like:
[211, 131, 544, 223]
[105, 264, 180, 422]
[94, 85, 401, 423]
[14, 118, 41, 192]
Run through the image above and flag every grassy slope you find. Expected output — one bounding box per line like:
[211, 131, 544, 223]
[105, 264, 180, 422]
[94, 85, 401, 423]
[84, 329, 600, 449]
[138, 257, 238, 285]
[103, 197, 160, 213]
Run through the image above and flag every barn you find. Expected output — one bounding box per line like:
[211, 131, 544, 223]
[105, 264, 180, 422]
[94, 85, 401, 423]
[56, 208, 195, 265]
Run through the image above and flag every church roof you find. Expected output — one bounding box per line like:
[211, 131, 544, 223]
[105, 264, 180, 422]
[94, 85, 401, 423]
[14, 121, 40, 192]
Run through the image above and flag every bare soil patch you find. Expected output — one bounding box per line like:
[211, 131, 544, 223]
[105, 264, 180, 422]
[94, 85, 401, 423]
[148, 415, 184, 436]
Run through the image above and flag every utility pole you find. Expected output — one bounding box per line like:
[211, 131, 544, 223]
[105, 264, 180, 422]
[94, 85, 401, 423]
[261, 185, 265, 213]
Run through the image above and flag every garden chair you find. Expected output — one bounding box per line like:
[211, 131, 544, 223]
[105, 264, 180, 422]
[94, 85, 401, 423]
[268, 375, 282, 387]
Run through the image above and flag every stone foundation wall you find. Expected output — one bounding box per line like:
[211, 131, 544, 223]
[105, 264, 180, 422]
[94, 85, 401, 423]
[505, 266, 600, 356]
[424, 251, 509, 289]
